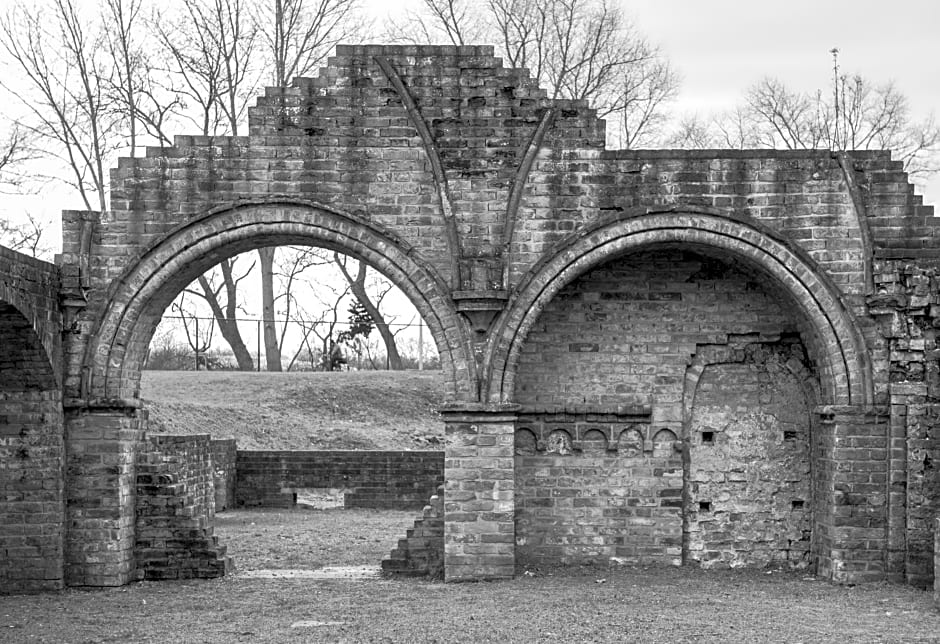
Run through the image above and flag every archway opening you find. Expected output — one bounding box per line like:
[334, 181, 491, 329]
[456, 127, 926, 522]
[511, 245, 823, 572]
[0, 302, 64, 593]
[130, 236, 447, 579]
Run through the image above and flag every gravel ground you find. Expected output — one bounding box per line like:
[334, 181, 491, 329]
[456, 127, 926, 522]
[2, 508, 938, 643]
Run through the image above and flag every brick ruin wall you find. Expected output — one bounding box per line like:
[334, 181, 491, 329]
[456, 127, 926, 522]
[135, 434, 230, 580]
[235, 450, 444, 510]
[513, 249, 817, 569]
[4, 45, 940, 590]
[0, 248, 63, 593]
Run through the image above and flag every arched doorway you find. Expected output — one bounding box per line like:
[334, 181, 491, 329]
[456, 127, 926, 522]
[489, 209, 872, 573]
[70, 201, 465, 584]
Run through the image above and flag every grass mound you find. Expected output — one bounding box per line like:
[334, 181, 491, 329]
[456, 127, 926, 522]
[141, 370, 445, 450]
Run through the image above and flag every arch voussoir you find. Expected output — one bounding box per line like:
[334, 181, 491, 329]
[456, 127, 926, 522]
[83, 201, 471, 403]
[486, 210, 872, 408]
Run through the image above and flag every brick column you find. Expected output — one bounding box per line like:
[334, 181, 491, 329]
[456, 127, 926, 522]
[441, 404, 518, 581]
[815, 405, 890, 584]
[64, 403, 145, 587]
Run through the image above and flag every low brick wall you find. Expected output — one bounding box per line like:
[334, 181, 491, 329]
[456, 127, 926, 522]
[211, 439, 237, 511]
[235, 450, 444, 510]
[135, 434, 231, 580]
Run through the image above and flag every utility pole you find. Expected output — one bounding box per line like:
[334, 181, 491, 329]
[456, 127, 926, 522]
[418, 319, 424, 371]
[830, 47, 841, 149]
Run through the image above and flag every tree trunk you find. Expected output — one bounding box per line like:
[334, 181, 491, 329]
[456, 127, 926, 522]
[335, 255, 403, 370]
[259, 246, 282, 371]
[198, 273, 254, 370]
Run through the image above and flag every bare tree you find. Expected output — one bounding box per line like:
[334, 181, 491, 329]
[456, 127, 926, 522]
[740, 74, 938, 177]
[386, 0, 487, 47]
[155, 0, 260, 137]
[333, 253, 404, 370]
[171, 295, 215, 370]
[0, 123, 39, 192]
[744, 78, 828, 150]
[822, 50, 939, 177]
[667, 106, 765, 150]
[259, 0, 364, 86]
[665, 113, 713, 149]
[295, 274, 352, 371]
[0, 0, 124, 212]
[387, 0, 676, 149]
[180, 259, 258, 370]
[103, 0, 143, 156]
[258, 246, 282, 370]
[667, 52, 939, 181]
[0, 213, 47, 257]
[610, 57, 678, 149]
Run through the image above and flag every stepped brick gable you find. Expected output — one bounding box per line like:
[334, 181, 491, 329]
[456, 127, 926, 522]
[2, 44, 940, 591]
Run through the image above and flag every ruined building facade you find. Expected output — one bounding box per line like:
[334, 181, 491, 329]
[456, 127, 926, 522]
[2, 46, 940, 592]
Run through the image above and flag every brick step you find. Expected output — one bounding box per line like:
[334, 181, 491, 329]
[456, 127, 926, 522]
[382, 485, 445, 579]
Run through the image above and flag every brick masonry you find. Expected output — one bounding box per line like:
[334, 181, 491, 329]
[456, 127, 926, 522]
[0, 248, 63, 593]
[382, 484, 445, 578]
[234, 450, 443, 510]
[135, 434, 231, 580]
[2, 45, 940, 589]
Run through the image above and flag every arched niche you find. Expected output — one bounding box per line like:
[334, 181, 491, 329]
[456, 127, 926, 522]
[487, 208, 871, 407]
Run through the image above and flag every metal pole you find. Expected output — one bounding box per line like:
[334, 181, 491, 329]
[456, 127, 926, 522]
[256, 319, 261, 371]
[418, 319, 424, 371]
[194, 316, 200, 370]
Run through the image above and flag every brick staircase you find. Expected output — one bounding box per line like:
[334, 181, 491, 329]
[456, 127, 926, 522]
[381, 485, 444, 579]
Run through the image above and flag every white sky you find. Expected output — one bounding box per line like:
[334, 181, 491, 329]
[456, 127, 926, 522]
[4, 0, 940, 252]
[627, 0, 940, 204]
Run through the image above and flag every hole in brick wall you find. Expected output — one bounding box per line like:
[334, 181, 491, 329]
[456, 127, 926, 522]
[701, 431, 714, 444]
[783, 430, 797, 441]
[791, 499, 804, 509]
[514, 428, 538, 456]
[293, 488, 348, 509]
[699, 501, 712, 512]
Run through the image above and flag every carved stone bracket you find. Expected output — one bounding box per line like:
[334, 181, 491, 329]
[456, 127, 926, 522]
[453, 290, 508, 336]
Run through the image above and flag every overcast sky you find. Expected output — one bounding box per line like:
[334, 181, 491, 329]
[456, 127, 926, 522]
[5, 0, 939, 252]
[626, 0, 940, 204]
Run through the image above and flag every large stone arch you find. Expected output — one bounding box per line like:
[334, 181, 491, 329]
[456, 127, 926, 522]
[0, 247, 62, 386]
[486, 207, 872, 407]
[82, 200, 472, 402]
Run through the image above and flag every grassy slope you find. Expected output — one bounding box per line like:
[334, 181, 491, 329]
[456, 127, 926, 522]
[141, 370, 445, 450]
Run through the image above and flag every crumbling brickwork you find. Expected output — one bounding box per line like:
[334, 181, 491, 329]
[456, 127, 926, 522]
[211, 439, 237, 511]
[4, 45, 940, 589]
[382, 485, 445, 578]
[135, 434, 230, 580]
[0, 248, 63, 594]
[686, 343, 814, 569]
